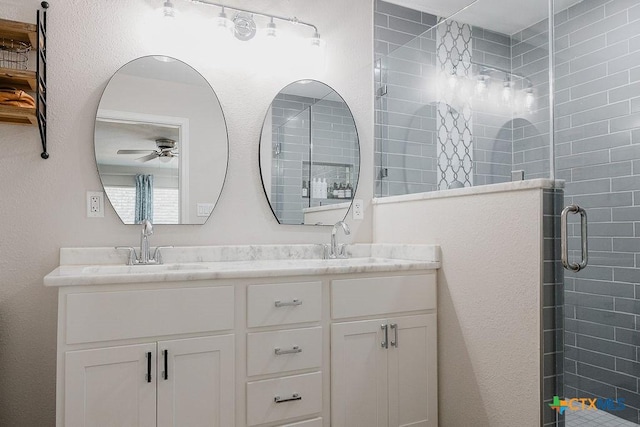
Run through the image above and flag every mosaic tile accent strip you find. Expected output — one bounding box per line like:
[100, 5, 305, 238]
[436, 19, 474, 190]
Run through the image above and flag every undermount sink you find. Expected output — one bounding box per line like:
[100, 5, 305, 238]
[81, 263, 211, 275]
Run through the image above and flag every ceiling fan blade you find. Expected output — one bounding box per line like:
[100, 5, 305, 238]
[136, 152, 160, 162]
[117, 149, 154, 155]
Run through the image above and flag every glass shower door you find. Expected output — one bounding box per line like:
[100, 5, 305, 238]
[556, 0, 640, 424]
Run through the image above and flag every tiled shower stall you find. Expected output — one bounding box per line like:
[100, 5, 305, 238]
[374, 0, 640, 424]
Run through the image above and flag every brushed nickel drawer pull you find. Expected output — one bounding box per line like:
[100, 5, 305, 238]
[274, 346, 302, 356]
[274, 393, 302, 403]
[274, 299, 302, 308]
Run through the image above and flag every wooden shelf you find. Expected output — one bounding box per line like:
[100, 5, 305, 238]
[0, 18, 38, 126]
[0, 4, 49, 158]
[0, 104, 36, 125]
[0, 18, 37, 48]
[0, 67, 37, 91]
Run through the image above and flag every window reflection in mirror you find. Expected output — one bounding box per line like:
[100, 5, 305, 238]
[94, 56, 228, 225]
[260, 80, 360, 225]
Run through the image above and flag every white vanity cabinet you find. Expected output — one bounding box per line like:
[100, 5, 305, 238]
[330, 274, 438, 427]
[56, 282, 236, 427]
[245, 281, 324, 426]
[49, 250, 439, 427]
[64, 335, 234, 427]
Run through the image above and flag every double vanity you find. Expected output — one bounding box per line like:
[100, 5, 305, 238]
[45, 243, 440, 427]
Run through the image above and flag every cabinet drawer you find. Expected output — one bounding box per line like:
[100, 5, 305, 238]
[331, 274, 436, 319]
[65, 286, 234, 344]
[279, 418, 323, 427]
[247, 282, 321, 328]
[246, 372, 322, 426]
[247, 327, 322, 376]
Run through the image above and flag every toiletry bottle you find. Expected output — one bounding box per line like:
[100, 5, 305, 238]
[321, 178, 327, 199]
[345, 183, 352, 199]
[338, 183, 345, 199]
[333, 182, 339, 198]
[302, 180, 308, 197]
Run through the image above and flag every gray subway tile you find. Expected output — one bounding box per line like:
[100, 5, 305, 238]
[577, 334, 636, 360]
[566, 318, 615, 340]
[567, 345, 615, 369]
[613, 175, 640, 192]
[571, 192, 633, 208]
[566, 291, 615, 310]
[617, 328, 640, 346]
[571, 162, 631, 182]
[375, 0, 422, 23]
[565, 371, 616, 397]
[611, 112, 640, 133]
[614, 268, 640, 284]
[616, 298, 640, 315]
[577, 362, 637, 392]
[613, 207, 640, 221]
[571, 10, 628, 45]
[569, 70, 628, 100]
[571, 101, 630, 127]
[576, 306, 635, 329]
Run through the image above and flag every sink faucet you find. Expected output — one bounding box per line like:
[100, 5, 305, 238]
[329, 220, 351, 259]
[139, 219, 153, 264]
[116, 220, 173, 265]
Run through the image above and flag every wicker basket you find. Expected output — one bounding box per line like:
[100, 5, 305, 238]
[0, 38, 30, 70]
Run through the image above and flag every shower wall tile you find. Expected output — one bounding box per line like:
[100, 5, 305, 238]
[271, 94, 358, 224]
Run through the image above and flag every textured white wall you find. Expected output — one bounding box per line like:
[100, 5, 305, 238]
[373, 187, 543, 426]
[0, 0, 373, 424]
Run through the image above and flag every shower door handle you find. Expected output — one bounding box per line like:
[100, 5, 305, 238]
[561, 204, 588, 272]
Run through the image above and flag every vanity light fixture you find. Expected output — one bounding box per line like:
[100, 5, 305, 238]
[168, 0, 323, 46]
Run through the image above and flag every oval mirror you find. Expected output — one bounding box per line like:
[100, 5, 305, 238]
[259, 80, 360, 225]
[95, 56, 228, 225]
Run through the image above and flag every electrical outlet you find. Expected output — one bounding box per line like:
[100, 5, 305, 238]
[352, 199, 364, 220]
[87, 191, 104, 218]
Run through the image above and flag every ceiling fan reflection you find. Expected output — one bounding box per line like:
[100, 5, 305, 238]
[116, 138, 179, 162]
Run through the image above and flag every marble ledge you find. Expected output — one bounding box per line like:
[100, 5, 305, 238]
[45, 244, 440, 287]
[373, 178, 564, 206]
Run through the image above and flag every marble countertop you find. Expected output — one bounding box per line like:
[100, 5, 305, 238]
[44, 244, 440, 287]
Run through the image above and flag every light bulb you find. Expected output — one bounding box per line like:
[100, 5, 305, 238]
[525, 88, 536, 113]
[448, 72, 458, 90]
[264, 18, 277, 38]
[215, 7, 234, 35]
[309, 31, 325, 48]
[475, 74, 489, 97]
[161, 1, 177, 18]
[159, 155, 173, 163]
[502, 80, 513, 104]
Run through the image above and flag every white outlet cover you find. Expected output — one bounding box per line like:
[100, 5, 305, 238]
[197, 203, 215, 217]
[87, 191, 104, 218]
[352, 199, 364, 220]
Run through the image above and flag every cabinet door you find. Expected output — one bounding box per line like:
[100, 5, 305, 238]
[157, 335, 235, 427]
[65, 343, 156, 427]
[331, 320, 388, 427]
[387, 314, 437, 427]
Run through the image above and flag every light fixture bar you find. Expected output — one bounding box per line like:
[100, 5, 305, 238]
[471, 62, 532, 87]
[188, 0, 319, 33]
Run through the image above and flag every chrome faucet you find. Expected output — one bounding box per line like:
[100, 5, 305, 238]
[329, 220, 351, 259]
[139, 219, 153, 264]
[116, 220, 173, 265]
